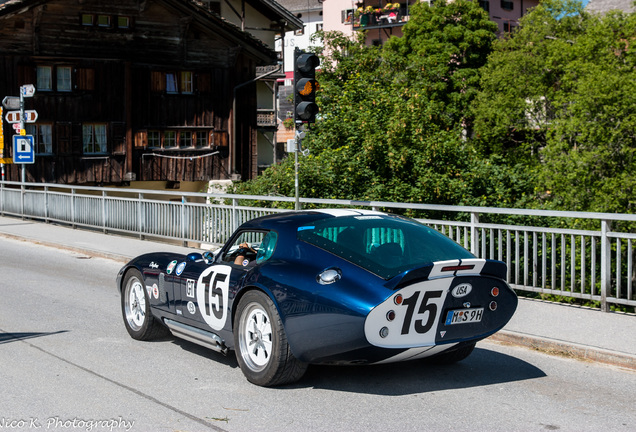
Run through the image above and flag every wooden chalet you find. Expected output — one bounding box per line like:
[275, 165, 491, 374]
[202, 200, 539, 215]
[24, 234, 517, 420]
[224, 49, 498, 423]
[0, 0, 301, 185]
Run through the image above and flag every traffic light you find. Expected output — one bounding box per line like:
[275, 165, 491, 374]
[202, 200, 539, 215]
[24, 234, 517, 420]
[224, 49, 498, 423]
[293, 48, 319, 124]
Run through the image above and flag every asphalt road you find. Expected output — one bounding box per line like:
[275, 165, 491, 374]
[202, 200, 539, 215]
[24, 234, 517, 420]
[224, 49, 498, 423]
[1, 236, 635, 432]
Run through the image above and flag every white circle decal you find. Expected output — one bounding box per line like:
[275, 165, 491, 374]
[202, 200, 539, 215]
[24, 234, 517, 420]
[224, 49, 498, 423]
[196, 265, 232, 330]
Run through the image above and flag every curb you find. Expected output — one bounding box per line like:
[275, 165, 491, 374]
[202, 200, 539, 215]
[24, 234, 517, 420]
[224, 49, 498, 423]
[489, 330, 636, 371]
[0, 231, 132, 263]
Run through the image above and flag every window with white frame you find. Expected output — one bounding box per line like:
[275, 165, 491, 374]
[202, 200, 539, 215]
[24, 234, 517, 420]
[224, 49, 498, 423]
[37, 66, 52, 91]
[26, 124, 53, 154]
[180, 71, 193, 94]
[144, 130, 212, 149]
[81, 14, 94, 26]
[117, 16, 131, 28]
[148, 130, 161, 148]
[164, 130, 177, 148]
[57, 66, 72, 92]
[97, 15, 111, 27]
[82, 124, 107, 153]
[166, 73, 178, 94]
[195, 131, 208, 148]
[179, 131, 192, 148]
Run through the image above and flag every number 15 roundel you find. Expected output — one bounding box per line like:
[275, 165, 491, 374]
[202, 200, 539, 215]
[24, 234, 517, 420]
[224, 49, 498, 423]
[196, 265, 232, 331]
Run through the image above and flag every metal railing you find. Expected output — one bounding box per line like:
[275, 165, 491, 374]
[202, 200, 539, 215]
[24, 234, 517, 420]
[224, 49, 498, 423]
[1, 180, 635, 312]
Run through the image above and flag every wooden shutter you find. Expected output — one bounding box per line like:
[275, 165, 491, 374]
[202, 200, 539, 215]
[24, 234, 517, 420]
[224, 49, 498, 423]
[197, 72, 211, 93]
[111, 122, 126, 154]
[77, 68, 95, 91]
[55, 122, 72, 154]
[135, 130, 147, 148]
[150, 71, 165, 92]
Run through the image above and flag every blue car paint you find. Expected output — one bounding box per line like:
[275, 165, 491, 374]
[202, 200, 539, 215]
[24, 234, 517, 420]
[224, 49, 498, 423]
[117, 210, 517, 366]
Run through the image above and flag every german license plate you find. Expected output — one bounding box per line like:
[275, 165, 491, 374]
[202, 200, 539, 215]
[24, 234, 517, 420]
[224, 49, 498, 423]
[445, 308, 484, 325]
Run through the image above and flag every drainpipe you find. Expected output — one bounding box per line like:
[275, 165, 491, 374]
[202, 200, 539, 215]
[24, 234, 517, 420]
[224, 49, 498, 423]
[231, 64, 282, 179]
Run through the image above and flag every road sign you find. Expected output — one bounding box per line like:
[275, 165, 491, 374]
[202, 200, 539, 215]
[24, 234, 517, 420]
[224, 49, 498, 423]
[0, 158, 13, 164]
[12, 135, 35, 164]
[5, 110, 38, 123]
[21, 84, 35, 98]
[2, 96, 20, 110]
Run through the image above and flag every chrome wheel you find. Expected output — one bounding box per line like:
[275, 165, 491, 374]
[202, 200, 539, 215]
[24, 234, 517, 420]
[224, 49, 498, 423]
[237, 302, 273, 371]
[124, 277, 146, 331]
[233, 290, 308, 386]
[121, 268, 166, 340]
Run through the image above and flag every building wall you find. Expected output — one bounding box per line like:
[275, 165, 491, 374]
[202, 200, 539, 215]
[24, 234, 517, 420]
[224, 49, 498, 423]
[322, 0, 541, 41]
[0, 0, 276, 184]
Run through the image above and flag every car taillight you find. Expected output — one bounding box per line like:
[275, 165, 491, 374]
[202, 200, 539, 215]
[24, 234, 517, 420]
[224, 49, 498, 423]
[491, 287, 500, 297]
[394, 294, 403, 305]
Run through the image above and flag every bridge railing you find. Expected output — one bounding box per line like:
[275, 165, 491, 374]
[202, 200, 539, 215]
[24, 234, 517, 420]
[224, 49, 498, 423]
[1, 180, 634, 312]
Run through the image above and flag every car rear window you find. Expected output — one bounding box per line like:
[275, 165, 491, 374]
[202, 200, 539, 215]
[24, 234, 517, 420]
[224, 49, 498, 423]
[297, 215, 473, 279]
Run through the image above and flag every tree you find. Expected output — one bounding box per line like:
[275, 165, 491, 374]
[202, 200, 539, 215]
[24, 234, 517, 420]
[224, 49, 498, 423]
[473, 0, 636, 214]
[231, 1, 531, 213]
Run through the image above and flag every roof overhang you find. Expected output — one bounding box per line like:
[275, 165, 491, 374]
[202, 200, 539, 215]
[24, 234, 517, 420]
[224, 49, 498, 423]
[245, 0, 304, 31]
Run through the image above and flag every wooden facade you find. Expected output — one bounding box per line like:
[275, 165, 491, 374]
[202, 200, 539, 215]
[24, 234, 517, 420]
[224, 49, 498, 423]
[0, 0, 280, 184]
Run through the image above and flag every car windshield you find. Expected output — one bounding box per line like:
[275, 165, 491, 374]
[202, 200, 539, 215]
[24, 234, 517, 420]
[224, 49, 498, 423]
[297, 214, 473, 280]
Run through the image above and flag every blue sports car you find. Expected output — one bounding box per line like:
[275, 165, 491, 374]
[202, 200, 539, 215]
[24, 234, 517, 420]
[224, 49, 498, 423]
[117, 209, 517, 386]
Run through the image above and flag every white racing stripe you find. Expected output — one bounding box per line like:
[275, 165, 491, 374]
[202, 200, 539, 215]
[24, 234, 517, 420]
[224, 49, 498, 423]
[315, 209, 385, 217]
[372, 344, 458, 364]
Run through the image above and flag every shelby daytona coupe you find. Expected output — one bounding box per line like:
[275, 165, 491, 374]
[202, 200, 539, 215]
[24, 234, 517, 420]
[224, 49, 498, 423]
[117, 209, 517, 386]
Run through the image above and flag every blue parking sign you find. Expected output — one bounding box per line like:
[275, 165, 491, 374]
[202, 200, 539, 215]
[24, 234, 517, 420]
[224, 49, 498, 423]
[13, 135, 35, 164]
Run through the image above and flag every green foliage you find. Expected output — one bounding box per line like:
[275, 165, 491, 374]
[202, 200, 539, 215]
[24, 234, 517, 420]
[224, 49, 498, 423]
[233, 0, 635, 223]
[231, 0, 534, 215]
[473, 0, 636, 216]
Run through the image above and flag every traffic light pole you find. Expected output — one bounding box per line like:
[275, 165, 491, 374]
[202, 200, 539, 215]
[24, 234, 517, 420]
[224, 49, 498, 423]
[294, 129, 306, 211]
[294, 135, 299, 211]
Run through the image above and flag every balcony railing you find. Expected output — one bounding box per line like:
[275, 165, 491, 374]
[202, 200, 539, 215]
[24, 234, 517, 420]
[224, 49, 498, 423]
[344, 2, 412, 30]
[256, 110, 277, 128]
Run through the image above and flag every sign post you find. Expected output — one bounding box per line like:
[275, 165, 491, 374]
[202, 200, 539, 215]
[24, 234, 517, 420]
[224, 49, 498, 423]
[18, 85, 36, 183]
[0, 107, 4, 181]
[2, 85, 36, 182]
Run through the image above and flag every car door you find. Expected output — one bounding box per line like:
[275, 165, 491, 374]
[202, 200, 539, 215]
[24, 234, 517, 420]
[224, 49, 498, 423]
[177, 230, 268, 334]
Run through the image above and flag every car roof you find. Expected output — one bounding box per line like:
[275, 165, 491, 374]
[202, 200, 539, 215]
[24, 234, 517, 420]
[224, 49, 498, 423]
[238, 209, 389, 232]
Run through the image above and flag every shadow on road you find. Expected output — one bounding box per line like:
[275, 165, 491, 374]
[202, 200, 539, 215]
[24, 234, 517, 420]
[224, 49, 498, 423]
[296, 346, 546, 395]
[0, 330, 68, 345]
[169, 335, 544, 394]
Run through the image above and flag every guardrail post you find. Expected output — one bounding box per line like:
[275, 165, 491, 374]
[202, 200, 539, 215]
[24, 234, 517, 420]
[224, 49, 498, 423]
[181, 195, 187, 247]
[470, 212, 479, 256]
[44, 185, 49, 223]
[71, 188, 76, 228]
[101, 190, 107, 233]
[600, 219, 611, 312]
[138, 193, 145, 240]
[232, 198, 238, 234]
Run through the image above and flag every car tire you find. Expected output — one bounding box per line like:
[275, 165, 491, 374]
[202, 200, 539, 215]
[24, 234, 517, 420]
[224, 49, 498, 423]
[234, 290, 308, 387]
[121, 269, 166, 340]
[425, 341, 476, 365]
